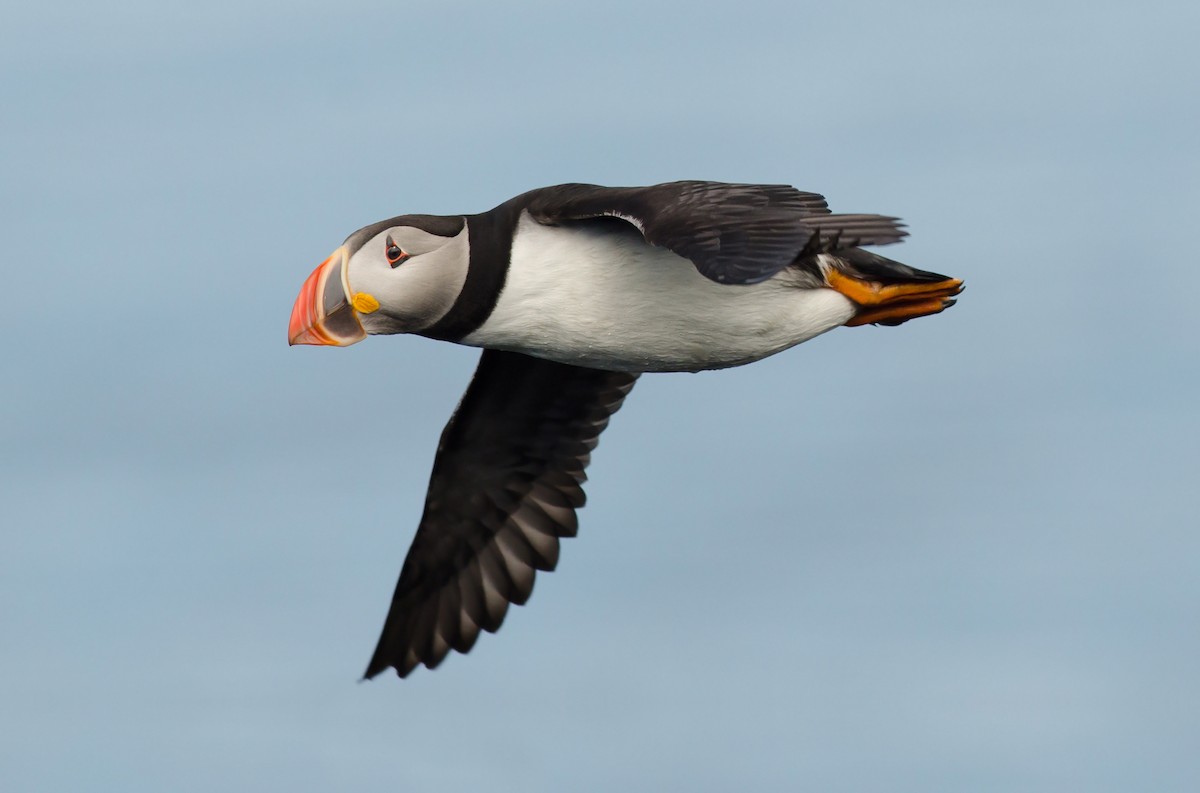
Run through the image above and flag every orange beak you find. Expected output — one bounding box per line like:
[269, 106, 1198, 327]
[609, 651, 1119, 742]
[288, 246, 367, 346]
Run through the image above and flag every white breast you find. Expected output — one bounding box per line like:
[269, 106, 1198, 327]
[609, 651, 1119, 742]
[462, 213, 855, 373]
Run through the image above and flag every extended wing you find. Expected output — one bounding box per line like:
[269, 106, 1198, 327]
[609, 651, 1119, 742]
[364, 350, 637, 678]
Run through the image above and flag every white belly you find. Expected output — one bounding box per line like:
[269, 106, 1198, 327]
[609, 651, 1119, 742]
[462, 213, 855, 373]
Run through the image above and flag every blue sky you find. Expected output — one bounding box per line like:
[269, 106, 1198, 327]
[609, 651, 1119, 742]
[4, 1, 1199, 790]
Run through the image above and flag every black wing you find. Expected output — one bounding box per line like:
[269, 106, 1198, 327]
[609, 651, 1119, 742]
[526, 180, 907, 285]
[364, 350, 638, 679]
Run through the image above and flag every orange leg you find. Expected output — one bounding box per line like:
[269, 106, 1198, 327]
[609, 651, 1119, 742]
[825, 269, 964, 326]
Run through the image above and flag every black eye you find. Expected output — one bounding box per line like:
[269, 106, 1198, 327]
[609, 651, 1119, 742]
[385, 235, 410, 267]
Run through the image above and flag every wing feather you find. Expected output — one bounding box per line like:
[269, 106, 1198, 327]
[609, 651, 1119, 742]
[363, 350, 637, 678]
[526, 180, 905, 285]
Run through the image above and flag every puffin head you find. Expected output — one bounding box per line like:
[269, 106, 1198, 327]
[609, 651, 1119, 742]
[289, 214, 468, 346]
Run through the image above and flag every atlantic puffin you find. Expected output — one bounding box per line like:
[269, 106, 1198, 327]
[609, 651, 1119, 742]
[288, 181, 963, 679]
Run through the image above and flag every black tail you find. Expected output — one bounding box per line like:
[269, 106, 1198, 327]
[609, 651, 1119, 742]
[834, 246, 955, 286]
[803, 213, 908, 251]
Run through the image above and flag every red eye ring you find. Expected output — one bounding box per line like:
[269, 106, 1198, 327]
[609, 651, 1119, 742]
[385, 235, 410, 267]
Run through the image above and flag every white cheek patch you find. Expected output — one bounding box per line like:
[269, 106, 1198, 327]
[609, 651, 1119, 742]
[346, 227, 471, 335]
[389, 264, 459, 320]
[359, 308, 409, 335]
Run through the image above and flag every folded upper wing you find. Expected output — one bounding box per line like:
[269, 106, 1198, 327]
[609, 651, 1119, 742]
[526, 181, 906, 285]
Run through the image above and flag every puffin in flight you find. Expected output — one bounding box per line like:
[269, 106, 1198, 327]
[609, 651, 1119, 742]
[288, 181, 963, 679]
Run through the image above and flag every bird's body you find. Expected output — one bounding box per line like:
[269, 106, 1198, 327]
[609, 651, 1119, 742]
[465, 214, 855, 372]
[288, 180, 963, 679]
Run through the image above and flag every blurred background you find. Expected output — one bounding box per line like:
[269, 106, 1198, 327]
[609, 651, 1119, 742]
[3, 1, 1197, 790]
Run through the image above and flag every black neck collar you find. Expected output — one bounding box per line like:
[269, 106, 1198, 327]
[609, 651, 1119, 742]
[421, 197, 527, 343]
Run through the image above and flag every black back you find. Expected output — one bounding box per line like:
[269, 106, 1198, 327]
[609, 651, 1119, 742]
[525, 181, 908, 285]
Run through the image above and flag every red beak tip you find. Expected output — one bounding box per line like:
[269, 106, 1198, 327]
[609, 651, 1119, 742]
[288, 328, 324, 346]
[288, 247, 366, 347]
